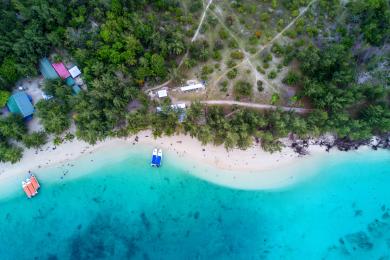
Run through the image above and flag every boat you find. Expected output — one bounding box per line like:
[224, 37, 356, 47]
[151, 148, 158, 166]
[156, 149, 163, 167]
[22, 173, 40, 199]
[151, 148, 163, 167]
[30, 175, 40, 190]
[22, 181, 33, 198]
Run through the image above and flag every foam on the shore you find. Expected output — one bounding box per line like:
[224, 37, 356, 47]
[0, 131, 385, 196]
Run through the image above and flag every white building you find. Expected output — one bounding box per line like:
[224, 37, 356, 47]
[69, 66, 81, 78]
[157, 89, 168, 98]
[156, 103, 186, 112]
[171, 103, 186, 110]
[180, 83, 205, 92]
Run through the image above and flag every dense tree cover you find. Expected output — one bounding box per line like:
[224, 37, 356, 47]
[234, 81, 252, 100]
[0, 90, 10, 107]
[278, 0, 390, 142]
[0, 0, 389, 163]
[0, 115, 27, 142]
[0, 115, 47, 163]
[74, 73, 142, 143]
[66, 0, 190, 143]
[22, 131, 47, 149]
[36, 80, 72, 135]
[0, 0, 70, 90]
[347, 0, 390, 45]
[181, 104, 311, 152]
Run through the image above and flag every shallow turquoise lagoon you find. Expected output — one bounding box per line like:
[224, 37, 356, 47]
[0, 147, 389, 259]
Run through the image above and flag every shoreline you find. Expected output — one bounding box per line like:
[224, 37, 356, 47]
[0, 131, 383, 193]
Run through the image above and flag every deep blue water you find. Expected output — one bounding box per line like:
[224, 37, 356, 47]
[0, 147, 389, 259]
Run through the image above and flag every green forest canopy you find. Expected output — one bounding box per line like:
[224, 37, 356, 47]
[0, 0, 389, 163]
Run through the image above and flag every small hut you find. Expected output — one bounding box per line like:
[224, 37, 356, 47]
[51, 62, 71, 80]
[7, 92, 34, 120]
[39, 58, 59, 80]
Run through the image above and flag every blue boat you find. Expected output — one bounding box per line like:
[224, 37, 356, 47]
[151, 148, 163, 167]
[151, 148, 158, 166]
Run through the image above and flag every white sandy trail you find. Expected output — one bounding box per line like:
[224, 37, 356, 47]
[176, 100, 312, 113]
[202, 100, 312, 113]
[192, 0, 214, 42]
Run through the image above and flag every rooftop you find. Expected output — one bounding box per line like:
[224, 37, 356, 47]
[180, 83, 205, 92]
[52, 63, 71, 79]
[157, 89, 168, 98]
[7, 92, 34, 118]
[68, 66, 81, 78]
[39, 58, 59, 80]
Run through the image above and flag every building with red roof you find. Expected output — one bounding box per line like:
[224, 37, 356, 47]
[51, 62, 71, 79]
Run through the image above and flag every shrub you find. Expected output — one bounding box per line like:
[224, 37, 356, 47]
[0, 90, 10, 107]
[230, 50, 244, 60]
[219, 29, 229, 39]
[271, 93, 280, 105]
[226, 59, 237, 68]
[263, 53, 273, 63]
[189, 0, 202, 12]
[268, 70, 277, 79]
[234, 81, 252, 99]
[260, 12, 270, 22]
[257, 80, 264, 92]
[228, 40, 238, 48]
[271, 43, 284, 56]
[22, 131, 47, 148]
[227, 69, 238, 79]
[213, 39, 224, 50]
[201, 65, 214, 80]
[256, 66, 265, 74]
[220, 81, 228, 92]
[64, 132, 75, 141]
[189, 40, 209, 61]
[212, 50, 222, 61]
[53, 136, 63, 146]
[283, 71, 300, 85]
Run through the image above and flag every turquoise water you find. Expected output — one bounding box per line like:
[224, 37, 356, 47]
[0, 146, 389, 259]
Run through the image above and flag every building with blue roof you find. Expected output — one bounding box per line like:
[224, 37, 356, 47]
[39, 58, 59, 80]
[6, 92, 34, 120]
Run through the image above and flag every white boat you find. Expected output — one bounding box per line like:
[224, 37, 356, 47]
[156, 149, 163, 167]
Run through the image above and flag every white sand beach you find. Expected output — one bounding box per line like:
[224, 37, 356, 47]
[0, 131, 330, 191]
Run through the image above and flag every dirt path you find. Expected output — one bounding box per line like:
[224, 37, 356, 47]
[145, 79, 172, 93]
[191, 0, 214, 42]
[177, 100, 312, 113]
[146, 0, 214, 93]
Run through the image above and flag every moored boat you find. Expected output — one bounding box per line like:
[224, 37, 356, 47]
[156, 149, 163, 167]
[27, 182, 37, 196]
[151, 148, 158, 166]
[22, 173, 40, 199]
[151, 148, 163, 167]
[22, 181, 33, 198]
[30, 175, 40, 190]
